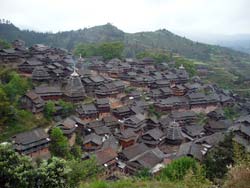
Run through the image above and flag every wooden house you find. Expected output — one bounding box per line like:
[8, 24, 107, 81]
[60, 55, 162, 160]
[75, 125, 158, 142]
[35, 85, 62, 100]
[82, 133, 103, 151]
[102, 116, 120, 132]
[188, 92, 218, 109]
[122, 114, 146, 133]
[140, 128, 166, 147]
[20, 91, 44, 113]
[204, 119, 233, 134]
[55, 118, 78, 138]
[76, 103, 99, 121]
[232, 123, 250, 152]
[95, 98, 110, 114]
[171, 84, 187, 96]
[116, 128, 138, 149]
[31, 66, 50, 82]
[154, 97, 189, 111]
[170, 111, 197, 126]
[18, 58, 44, 73]
[112, 106, 134, 119]
[95, 147, 118, 171]
[177, 142, 204, 161]
[182, 125, 205, 141]
[11, 128, 50, 158]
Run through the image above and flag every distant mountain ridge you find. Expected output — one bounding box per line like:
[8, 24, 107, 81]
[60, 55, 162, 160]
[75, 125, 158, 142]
[0, 22, 249, 61]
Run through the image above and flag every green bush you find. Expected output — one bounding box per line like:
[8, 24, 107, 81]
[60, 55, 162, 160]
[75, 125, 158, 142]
[159, 157, 199, 181]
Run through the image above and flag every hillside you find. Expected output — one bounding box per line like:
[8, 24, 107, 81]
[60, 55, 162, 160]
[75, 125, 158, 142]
[1, 22, 250, 62]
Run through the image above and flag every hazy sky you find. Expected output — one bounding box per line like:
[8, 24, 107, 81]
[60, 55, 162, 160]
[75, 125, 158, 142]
[0, 0, 250, 37]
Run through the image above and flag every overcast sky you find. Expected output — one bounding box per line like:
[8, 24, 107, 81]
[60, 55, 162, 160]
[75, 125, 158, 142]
[1, 0, 250, 39]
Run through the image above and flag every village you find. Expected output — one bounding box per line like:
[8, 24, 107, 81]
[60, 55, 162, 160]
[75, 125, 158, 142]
[1, 39, 250, 178]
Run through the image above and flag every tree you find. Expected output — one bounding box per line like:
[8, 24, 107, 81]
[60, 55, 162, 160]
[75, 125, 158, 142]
[74, 41, 124, 61]
[223, 144, 250, 188]
[0, 87, 12, 126]
[49, 127, 70, 158]
[73, 43, 99, 57]
[159, 157, 199, 181]
[0, 38, 11, 49]
[223, 106, 239, 121]
[99, 41, 124, 60]
[0, 144, 85, 188]
[3, 72, 31, 103]
[0, 144, 35, 188]
[223, 162, 250, 188]
[136, 51, 172, 63]
[70, 144, 82, 159]
[58, 99, 74, 118]
[44, 101, 56, 120]
[135, 168, 151, 180]
[67, 157, 102, 187]
[183, 166, 212, 188]
[203, 133, 234, 180]
[35, 157, 71, 188]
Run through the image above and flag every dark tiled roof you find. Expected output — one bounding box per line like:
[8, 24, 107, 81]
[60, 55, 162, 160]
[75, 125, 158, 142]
[130, 150, 162, 169]
[171, 111, 196, 120]
[102, 136, 119, 151]
[177, 142, 203, 161]
[165, 122, 184, 141]
[96, 98, 109, 105]
[143, 128, 164, 140]
[83, 133, 102, 145]
[182, 125, 204, 137]
[95, 147, 117, 165]
[64, 73, 85, 98]
[93, 126, 111, 135]
[195, 132, 225, 146]
[122, 143, 149, 160]
[116, 128, 137, 139]
[32, 66, 50, 79]
[12, 128, 49, 145]
[35, 85, 62, 95]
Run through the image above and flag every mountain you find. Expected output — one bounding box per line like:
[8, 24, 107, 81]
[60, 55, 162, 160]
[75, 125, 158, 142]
[184, 33, 250, 55]
[216, 34, 250, 55]
[0, 22, 250, 62]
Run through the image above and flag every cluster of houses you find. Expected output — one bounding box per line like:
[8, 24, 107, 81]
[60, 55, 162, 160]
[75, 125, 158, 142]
[4, 41, 250, 177]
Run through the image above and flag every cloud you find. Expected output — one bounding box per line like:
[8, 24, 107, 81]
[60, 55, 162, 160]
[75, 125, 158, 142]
[0, 0, 249, 35]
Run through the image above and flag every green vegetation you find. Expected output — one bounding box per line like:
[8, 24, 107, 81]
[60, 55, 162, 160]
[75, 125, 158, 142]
[74, 41, 124, 61]
[196, 113, 208, 126]
[43, 100, 74, 120]
[49, 127, 71, 158]
[81, 159, 212, 188]
[223, 106, 240, 121]
[4, 142, 250, 188]
[0, 68, 48, 141]
[174, 57, 197, 77]
[148, 105, 162, 119]
[44, 100, 56, 120]
[159, 157, 202, 181]
[134, 168, 151, 180]
[0, 38, 11, 49]
[58, 99, 74, 117]
[203, 134, 234, 181]
[222, 143, 250, 188]
[1, 22, 250, 63]
[136, 51, 172, 63]
[0, 144, 101, 188]
[136, 50, 197, 77]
